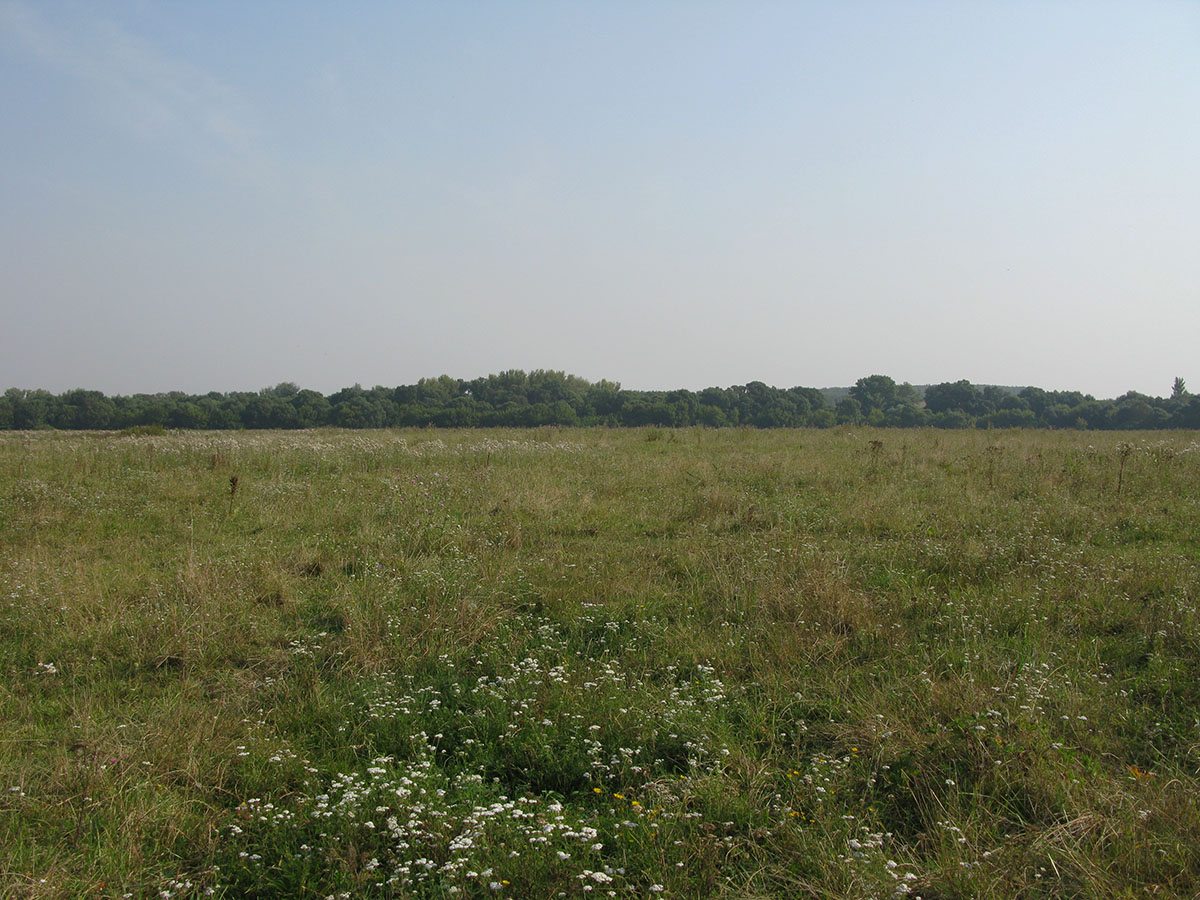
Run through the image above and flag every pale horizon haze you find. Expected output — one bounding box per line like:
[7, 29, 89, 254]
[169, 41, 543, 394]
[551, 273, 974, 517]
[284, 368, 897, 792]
[2, 1, 1197, 400]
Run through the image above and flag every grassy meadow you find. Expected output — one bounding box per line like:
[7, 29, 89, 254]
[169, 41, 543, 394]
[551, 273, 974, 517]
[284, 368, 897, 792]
[1, 427, 1199, 899]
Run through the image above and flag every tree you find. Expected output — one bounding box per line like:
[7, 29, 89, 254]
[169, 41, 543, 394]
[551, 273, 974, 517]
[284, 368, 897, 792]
[810, 409, 836, 428]
[9, 388, 53, 429]
[1173, 395, 1200, 428]
[291, 390, 331, 428]
[930, 409, 972, 429]
[468, 371, 527, 409]
[416, 375, 463, 407]
[848, 375, 901, 415]
[1110, 393, 1166, 430]
[265, 382, 301, 399]
[585, 381, 624, 422]
[696, 404, 728, 427]
[331, 394, 382, 428]
[199, 397, 239, 429]
[167, 402, 207, 429]
[982, 408, 1037, 428]
[130, 396, 168, 427]
[732, 381, 800, 425]
[57, 389, 116, 429]
[924, 380, 982, 416]
[665, 390, 699, 425]
[849, 375, 921, 426]
[890, 403, 930, 427]
[699, 387, 734, 412]
[527, 369, 581, 407]
[242, 394, 298, 429]
[1018, 387, 1050, 419]
[978, 385, 1016, 415]
[1172, 377, 1188, 400]
[787, 387, 829, 419]
[835, 396, 863, 425]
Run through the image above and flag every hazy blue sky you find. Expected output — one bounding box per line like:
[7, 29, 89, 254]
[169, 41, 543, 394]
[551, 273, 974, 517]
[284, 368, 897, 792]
[2, 1, 1197, 399]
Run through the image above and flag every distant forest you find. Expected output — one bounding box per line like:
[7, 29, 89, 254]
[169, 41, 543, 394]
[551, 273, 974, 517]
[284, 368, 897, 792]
[2, 373, 1197, 431]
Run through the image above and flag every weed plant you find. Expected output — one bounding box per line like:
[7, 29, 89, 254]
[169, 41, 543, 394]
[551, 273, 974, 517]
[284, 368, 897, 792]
[1, 428, 1199, 898]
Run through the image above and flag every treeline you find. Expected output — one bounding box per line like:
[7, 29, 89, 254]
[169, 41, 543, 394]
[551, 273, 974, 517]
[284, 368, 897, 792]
[2, 372, 1198, 431]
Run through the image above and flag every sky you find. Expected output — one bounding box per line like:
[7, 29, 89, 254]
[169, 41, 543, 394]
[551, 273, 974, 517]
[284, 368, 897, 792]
[2, 1, 1198, 400]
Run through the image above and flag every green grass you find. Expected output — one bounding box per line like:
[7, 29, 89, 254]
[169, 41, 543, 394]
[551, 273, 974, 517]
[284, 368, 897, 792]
[1, 427, 1199, 898]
